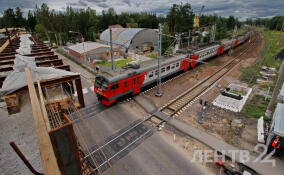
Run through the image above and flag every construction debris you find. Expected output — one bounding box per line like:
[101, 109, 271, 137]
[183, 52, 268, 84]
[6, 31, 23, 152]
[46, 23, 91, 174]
[257, 66, 276, 84]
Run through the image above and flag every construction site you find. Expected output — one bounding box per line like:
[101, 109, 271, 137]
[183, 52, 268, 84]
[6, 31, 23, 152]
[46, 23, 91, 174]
[1, 2, 284, 175]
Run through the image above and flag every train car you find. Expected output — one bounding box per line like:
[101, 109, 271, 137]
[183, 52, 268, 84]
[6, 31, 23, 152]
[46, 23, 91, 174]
[94, 31, 251, 106]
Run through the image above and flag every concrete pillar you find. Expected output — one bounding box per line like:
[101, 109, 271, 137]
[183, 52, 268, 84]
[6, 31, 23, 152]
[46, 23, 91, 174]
[265, 60, 284, 118]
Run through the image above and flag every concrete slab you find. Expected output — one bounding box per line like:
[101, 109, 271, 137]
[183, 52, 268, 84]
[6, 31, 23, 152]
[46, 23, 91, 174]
[213, 84, 252, 112]
[152, 111, 170, 121]
[133, 95, 157, 114]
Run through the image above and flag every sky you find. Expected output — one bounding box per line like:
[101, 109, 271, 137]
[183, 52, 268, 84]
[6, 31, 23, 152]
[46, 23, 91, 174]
[0, 0, 283, 20]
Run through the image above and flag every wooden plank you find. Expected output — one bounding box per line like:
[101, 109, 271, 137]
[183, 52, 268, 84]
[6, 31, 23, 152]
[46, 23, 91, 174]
[36, 75, 51, 132]
[0, 39, 10, 54]
[25, 68, 61, 175]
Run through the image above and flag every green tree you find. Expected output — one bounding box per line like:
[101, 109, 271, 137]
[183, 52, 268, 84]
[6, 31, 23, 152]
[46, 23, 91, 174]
[227, 16, 235, 30]
[15, 7, 25, 27]
[34, 23, 46, 35]
[3, 8, 16, 27]
[167, 3, 194, 35]
[27, 10, 36, 31]
[216, 18, 228, 40]
[35, 3, 51, 30]
[161, 23, 174, 54]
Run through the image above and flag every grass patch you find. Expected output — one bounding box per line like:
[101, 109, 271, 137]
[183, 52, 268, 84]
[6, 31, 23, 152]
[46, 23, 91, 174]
[261, 29, 283, 68]
[55, 49, 97, 76]
[243, 95, 270, 120]
[145, 53, 157, 59]
[230, 89, 247, 96]
[96, 58, 132, 67]
[240, 28, 283, 86]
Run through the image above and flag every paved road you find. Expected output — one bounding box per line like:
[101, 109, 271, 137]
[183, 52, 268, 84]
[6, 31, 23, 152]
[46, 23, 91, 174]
[104, 132, 210, 175]
[58, 52, 212, 174]
[73, 103, 211, 175]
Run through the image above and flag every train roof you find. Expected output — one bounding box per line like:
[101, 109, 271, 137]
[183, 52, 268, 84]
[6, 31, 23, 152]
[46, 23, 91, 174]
[97, 53, 187, 83]
[97, 31, 250, 83]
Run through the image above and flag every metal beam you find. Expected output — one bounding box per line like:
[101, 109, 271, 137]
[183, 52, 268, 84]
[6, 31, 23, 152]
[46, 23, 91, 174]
[75, 78, 85, 108]
[36, 59, 63, 67]
[49, 114, 83, 175]
[11, 74, 81, 95]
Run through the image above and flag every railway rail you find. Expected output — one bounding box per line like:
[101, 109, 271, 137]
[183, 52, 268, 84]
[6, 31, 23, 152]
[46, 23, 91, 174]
[73, 32, 260, 172]
[159, 33, 260, 118]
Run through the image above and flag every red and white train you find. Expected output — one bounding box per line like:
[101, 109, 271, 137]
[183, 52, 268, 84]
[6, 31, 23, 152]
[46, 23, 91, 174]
[94, 31, 251, 106]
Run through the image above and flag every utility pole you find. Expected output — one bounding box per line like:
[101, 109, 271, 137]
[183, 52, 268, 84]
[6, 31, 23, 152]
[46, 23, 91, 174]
[277, 21, 284, 46]
[54, 33, 58, 46]
[249, 30, 252, 43]
[109, 28, 114, 70]
[187, 31, 190, 49]
[45, 31, 51, 47]
[179, 33, 181, 49]
[93, 32, 96, 41]
[233, 25, 238, 36]
[58, 33, 62, 46]
[265, 60, 284, 118]
[174, 33, 181, 52]
[156, 23, 162, 97]
[229, 25, 238, 56]
[210, 24, 216, 43]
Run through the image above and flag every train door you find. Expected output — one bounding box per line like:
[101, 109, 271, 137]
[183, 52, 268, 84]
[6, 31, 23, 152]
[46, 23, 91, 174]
[217, 45, 225, 56]
[234, 40, 239, 48]
[190, 54, 199, 68]
[183, 56, 190, 71]
[123, 80, 128, 93]
[132, 76, 140, 95]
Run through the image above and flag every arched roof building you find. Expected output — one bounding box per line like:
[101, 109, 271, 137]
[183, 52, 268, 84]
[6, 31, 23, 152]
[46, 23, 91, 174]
[100, 28, 158, 50]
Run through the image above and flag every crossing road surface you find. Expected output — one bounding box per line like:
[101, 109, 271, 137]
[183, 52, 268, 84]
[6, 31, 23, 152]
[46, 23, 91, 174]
[57, 52, 212, 175]
[103, 132, 211, 175]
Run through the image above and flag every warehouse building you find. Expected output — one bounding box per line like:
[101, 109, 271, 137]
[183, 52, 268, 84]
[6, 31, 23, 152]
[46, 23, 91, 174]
[100, 28, 158, 51]
[67, 41, 120, 61]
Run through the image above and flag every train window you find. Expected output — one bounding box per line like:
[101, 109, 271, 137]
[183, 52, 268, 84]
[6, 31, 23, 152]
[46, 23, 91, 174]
[125, 82, 127, 88]
[137, 77, 139, 83]
[111, 83, 118, 90]
[95, 79, 101, 87]
[167, 66, 170, 71]
[176, 62, 179, 67]
[155, 70, 158, 75]
[102, 81, 108, 91]
[161, 68, 165, 73]
[149, 73, 154, 78]
[133, 79, 136, 84]
[171, 64, 175, 69]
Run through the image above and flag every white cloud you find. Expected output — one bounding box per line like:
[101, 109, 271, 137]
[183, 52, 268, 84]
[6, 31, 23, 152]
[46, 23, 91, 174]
[0, 0, 283, 20]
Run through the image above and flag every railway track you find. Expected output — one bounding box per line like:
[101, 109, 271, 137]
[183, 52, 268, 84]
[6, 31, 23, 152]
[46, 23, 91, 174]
[69, 102, 107, 123]
[158, 33, 260, 118]
[74, 32, 260, 172]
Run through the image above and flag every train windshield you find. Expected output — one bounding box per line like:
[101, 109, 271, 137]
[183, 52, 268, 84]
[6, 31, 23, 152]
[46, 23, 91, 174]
[102, 81, 108, 91]
[95, 76, 108, 91]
